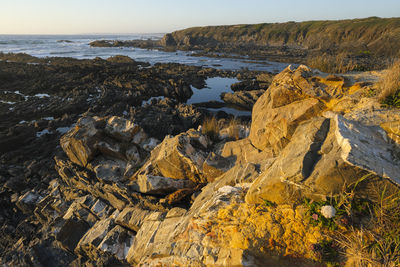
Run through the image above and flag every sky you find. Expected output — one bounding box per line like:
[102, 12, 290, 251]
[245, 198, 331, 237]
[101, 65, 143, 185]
[0, 0, 399, 34]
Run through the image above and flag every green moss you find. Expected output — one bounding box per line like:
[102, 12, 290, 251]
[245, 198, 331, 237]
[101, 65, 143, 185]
[382, 89, 400, 107]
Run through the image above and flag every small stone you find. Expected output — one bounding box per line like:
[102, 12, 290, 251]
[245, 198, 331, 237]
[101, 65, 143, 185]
[320, 205, 336, 219]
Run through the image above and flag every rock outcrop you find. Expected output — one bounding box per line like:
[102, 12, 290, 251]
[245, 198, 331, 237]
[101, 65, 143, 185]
[6, 63, 400, 266]
[249, 65, 326, 153]
[220, 90, 264, 110]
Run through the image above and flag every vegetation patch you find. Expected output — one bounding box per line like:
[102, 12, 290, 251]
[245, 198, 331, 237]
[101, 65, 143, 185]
[378, 59, 400, 107]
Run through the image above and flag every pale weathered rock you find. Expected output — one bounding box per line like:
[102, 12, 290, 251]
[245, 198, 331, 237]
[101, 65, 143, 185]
[327, 113, 399, 181]
[126, 208, 187, 264]
[221, 138, 274, 165]
[381, 120, 400, 145]
[125, 144, 140, 164]
[16, 191, 41, 214]
[93, 159, 127, 183]
[249, 65, 326, 153]
[75, 218, 115, 257]
[246, 114, 400, 205]
[343, 97, 400, 126]
[219, 124, 250, 141]
[137, 129, 210, 183]
[60, 117, 103, 167]
[91, 199, 113, 219]
[137, 172, 195, 195]
[115, 206, 152, 232]
[104, 116, 140, 142]
[97, 225, 135, 261]
[63, 202, 98, 226]
[142, 137, 160, 152]
[202, 152, 233, 182]
[250, 97, 324, 153]
[95, 140, 126, 161]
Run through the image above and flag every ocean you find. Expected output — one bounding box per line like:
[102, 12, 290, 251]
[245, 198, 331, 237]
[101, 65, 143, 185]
[0, 34, 288, 72]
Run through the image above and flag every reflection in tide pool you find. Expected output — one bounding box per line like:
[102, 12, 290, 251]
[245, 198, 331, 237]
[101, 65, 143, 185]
[188, 77, 251, 117]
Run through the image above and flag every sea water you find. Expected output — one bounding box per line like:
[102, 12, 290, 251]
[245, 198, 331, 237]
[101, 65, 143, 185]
[0, 34, 288, 72]
[0, 34, 289, 115]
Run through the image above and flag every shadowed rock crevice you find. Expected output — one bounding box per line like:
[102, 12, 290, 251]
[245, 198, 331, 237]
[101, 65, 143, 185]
[301, 118, 330, 180]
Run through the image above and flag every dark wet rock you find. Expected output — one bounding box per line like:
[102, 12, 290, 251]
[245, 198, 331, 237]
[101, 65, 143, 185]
[221, 89, 265, 110]
[56, 218, 91, 252]
[192, 100, 227, 109]
[131, 98, 204, 140]
[160, 33, 177, 47]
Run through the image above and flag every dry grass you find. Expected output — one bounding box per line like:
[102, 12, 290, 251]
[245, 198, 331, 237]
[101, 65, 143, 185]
[227, 117, 241, 141]
[377, 59, 400, 102]
[201, 116, 220, 141]
[307, 52, 358, 73]
[332, 177, 400, 266]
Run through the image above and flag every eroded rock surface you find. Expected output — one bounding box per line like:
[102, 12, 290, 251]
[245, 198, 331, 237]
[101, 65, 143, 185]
[3, 62, 400, 267]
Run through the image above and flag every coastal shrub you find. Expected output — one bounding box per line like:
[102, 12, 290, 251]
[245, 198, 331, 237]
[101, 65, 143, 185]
[307, 52, 358, 73]
[378, 59, 400, 107]
[201, 116, 220, 141]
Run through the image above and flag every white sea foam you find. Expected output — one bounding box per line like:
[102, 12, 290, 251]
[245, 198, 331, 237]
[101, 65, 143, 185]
[36, 129, 50, 137]
[35, 93, 50, 98]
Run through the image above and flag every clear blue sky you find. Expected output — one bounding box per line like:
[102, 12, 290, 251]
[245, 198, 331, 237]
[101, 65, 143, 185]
[1, 0, 399, 34]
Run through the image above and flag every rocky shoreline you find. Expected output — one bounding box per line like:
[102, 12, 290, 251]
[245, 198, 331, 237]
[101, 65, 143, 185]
[1, 50, 400, 266]
[0, 52, 274, 265]
[89, 17, 400, 72]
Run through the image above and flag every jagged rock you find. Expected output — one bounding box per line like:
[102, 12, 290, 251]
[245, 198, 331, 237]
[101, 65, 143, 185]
[95, 140, 126, 161]
[160, 33, 177, 47]
[56, 218, 90, 252]
[165, 187, 197, 205]
[91, 199, 114, 219]
[220, 90, 264, 110]
[202, 152, 233, 182]
[63, 202, 98, 227]
[343, 97, 400, 126]
[16, 191, 41, 214]
[246, 114, 400, 205]
[97, 225, 135, 261]
[126, 208, 186, 264]
[75, 217, 115, 258]
[381, 120, 400, 145]
[60, 117, 103, 167]
[142, 137, 160, 152]
[115, 206, 153, 232]
[249, 65, 327, 153]
[230, 79, 268, 92]
[93, 159, 127, 183]
[219, 124, 250, 140]
[132, 98, 203, 140]
[136, 171, 195, 195]
[104, 116, 140, 142]
[221, 138, 274, 165]
[136, 129, 210, 183]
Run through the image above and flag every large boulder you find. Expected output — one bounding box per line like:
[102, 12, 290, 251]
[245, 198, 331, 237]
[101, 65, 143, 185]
[134, 129, 210, 184]
[246, 114, 400, 205]
[60, 117, 103, 167]
[249, 65, 326, 153]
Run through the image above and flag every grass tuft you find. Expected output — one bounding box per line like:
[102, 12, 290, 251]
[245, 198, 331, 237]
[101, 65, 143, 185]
[377, 59, 400, 103]
[201, 116, 220, 141]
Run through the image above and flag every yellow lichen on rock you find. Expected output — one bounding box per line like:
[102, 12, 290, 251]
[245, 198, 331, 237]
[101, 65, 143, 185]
[210, 201, 324, 261]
